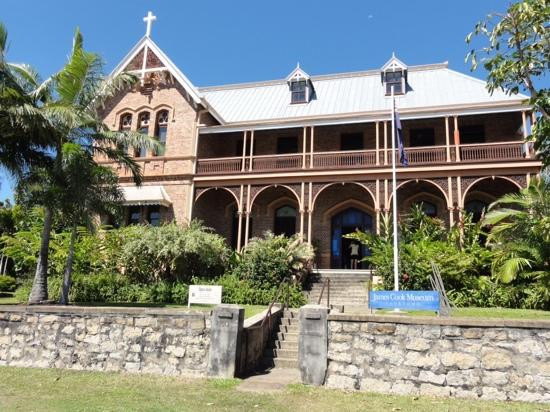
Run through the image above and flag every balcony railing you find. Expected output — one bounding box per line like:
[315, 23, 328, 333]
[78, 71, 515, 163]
[183, 141, 532, 176]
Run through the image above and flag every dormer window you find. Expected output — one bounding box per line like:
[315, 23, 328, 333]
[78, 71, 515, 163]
[381, 54, 407, 96]
[286, 64, 313, 104]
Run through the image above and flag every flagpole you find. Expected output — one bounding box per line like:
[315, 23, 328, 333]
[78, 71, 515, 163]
[391, 85, 399, 292]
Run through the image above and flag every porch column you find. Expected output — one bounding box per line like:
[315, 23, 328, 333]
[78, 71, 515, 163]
[244, 185, 251, 246]
[299, 182, 305, 238]
[302, 126, 308, 168]
[307, 182, 313, 243]
[522, 111, 531, 158]
[375, 209, 381, 235]
[236, 184, 244, 251]
[248, 130, 255, 171]
[309, 126, 315, 168]
[453, 116, 460, 162]
[241, 131, 247, 172]
[375, 121, 380, 165]
[383, 121, 388, 165]
[445, 116, 451, 162]
[447, 176, 454, 227]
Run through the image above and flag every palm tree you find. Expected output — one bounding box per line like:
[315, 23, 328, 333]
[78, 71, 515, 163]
[20, 28, 158, 303]
[482, 178, 550, 283]
[58, 143, 123, 304]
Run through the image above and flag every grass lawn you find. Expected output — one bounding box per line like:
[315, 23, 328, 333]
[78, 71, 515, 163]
[0, 367, 543, 412]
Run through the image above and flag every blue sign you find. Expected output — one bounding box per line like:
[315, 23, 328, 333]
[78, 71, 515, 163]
[369, 291, 440, 311]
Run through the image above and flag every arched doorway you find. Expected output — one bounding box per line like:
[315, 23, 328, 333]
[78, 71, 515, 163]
[274, 205, 297, 237]
[331, 208, 373, 269]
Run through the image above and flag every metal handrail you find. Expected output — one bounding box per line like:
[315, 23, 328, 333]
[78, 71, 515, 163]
[317, 278, 330, 307]
[260, 277, 290, 328]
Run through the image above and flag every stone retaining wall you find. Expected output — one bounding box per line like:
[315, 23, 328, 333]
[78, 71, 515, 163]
[0, 306, 210, 376]
[325, 314, 550, 403]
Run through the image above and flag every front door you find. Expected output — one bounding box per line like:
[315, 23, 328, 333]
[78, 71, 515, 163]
[331, 207, 372, 269]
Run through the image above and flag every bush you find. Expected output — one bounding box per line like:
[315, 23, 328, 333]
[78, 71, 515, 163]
[232, 232, 314, 290]
[116, 221, 231, 283]
[0, 275, 16, 292]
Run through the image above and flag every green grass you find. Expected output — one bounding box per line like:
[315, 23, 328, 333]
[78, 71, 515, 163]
[376, 307, 550, 320]
[0, 367, 543, 412]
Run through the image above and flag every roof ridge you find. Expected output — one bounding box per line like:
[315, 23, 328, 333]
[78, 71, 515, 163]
[199, 62, 449, 92]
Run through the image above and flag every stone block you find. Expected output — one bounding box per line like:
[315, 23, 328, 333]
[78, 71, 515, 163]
[325, 374, 357, 389]
[371, 323, 396, 335]
[446, 370, 480, 386]
[462, 328, 483, 339]
[481, 350, 512, 370]
[422, 326, 441, 339]
[482, 371, 508, 386]
[360, 377, 392, 393]
[420, 383, 451, 397]
[481, 386, 507, 401]
[390, 380, 418, 395]
[418, 370, 446, 385]
[404, 352, 440, 369]
[405, 337, 431, 352]
[441, 352, 478, 369]
[207, 305, 243, 379]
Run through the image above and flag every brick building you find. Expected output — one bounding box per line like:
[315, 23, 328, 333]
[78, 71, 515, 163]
[99, 14, 541, 270]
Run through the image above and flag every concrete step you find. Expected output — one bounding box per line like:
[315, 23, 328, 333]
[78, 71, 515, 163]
[279, 324, 299, 333]
[274, 340, 298, 350]
[263, 357, 299, 369]
[266, 348, 298, 359]
[277, 332, 298, 342]
[279, 317, 300, 326]
[283, 310, 299, 319]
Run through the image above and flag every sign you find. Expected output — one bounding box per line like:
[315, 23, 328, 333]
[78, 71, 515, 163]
[188, 285, 222, 307]
[369, 290, 440, 311]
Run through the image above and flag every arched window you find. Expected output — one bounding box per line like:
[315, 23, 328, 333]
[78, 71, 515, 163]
[465, 200, 488, 223]
[119, 113, 132, 154]
[414, 201, 437, 218]
[154, 110, 169, 156]
[134, 112, 150, 157]
[274, 205, 297, 237]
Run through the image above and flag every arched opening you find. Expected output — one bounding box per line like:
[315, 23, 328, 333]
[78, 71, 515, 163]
[390, 180, 449, 224]
[413, 200, 438, 218]
[331, 208, 373, 269]
[193, 188, 238, 247]
[462, 177, 521, 209]
[274, 205, 297, 237]
[154, 110, 169, 156]
[135, 111, 150, 157]
[464, 199, 488, 223]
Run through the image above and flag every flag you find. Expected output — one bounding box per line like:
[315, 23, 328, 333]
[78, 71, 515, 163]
[394, 110, 408, 166]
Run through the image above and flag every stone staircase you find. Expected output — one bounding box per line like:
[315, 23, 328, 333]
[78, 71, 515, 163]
[305, 269, 372, 307]
[262, 309, 299, 369]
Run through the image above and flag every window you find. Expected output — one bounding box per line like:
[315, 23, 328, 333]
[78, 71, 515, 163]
[465, 200, 487, 223]
[153, 111, 169, 156]
[127, 206, 141, 225]
[274, 206, 297, 237]
[119, 113, 132, 154]
[290, 80, 307, 104]
[384, 71, 403, 95]
[277, 137, 298, 154]
[340, 133, 364, 151]
[410, 128, 435, 147]
[147, 206, 161, 226]
[415, 201, 437, 218]
[135, 112, 150, 157]
[460, 125, 485, 144]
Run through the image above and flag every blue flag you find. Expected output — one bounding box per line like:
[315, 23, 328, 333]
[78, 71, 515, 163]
[395, 110, 408, 166]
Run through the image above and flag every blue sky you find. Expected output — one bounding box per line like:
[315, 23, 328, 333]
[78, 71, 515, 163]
[0, 0, 522, 200]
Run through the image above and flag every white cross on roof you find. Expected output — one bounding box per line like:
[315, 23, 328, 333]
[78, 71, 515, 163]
[143, 11, 157, 37]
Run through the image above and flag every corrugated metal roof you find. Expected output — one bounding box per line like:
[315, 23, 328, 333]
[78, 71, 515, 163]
[199, 63, 526, 125]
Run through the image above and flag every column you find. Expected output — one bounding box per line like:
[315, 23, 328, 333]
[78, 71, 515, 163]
[383, 121, 388, 165]
[375, 209, 381, 235]
[375, 121, 380, 165]
[307, 182, 313, 244]
[302, 126, 308, 169]
[447, 176, 454, 227]
[236, 185, 244, 251]
[445, 116, 451, 162]
[248, 130, 255, 171]
[244, 185, 251, 246]
[241, 131, 247, 172]
[453, 116, 460, 162]
[522, 111, 531, 158]
[309, 126, 315, 168]
[299, 182, 305, 238]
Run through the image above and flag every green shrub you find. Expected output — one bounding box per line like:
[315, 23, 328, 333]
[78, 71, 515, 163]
[14, 279, 32, 302]
[0, 275, 16, 292]
[171, 283, 189, 305]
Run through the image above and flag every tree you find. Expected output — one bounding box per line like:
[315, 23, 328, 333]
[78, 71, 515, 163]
[482, 178, 550, 284]
[13, 27, 158, 304]
[466, 0, 550, 167]
[57, 143, 123, 304]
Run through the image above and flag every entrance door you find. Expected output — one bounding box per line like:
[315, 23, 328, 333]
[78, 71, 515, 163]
[331, 207, 372, 269]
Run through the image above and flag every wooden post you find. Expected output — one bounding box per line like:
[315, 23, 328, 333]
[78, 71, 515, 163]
[447, 176, 454, 227]
[522, 111, 531, 158]
[299, 182, 305, 238]
[375, 121, 380, 165]
[241, 131, 247, 172]
[302, 126, 307, 169]
[236, 185, 244, 251]
[453, 116, 460, 162]
[307, 182, 313, 243]
[244, 185, 251, 246]
[248, 130, 255, 171]
[309, 126, 315, 168]
[383, 121, 388, 165]
[445, 116, 451, 162]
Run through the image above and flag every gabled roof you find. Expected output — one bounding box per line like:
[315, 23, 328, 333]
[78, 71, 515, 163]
[286, 64, 310, 83]
[381, 54, 407, 72]
[199, 63, 528, 126]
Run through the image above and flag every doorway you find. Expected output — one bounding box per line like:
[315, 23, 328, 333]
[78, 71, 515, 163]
[330, 207, 372, 269]
[274, 205, 297, 237]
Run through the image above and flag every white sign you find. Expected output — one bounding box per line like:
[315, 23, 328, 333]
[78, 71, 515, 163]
[188, 285, 222, 307]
